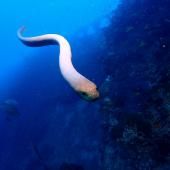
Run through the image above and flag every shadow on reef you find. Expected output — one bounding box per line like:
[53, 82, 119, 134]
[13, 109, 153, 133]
[30, 141, 85, 170]
[59, 163, 84, 170]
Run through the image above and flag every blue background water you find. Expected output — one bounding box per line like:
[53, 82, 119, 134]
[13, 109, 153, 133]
[0, 0, 119, 170]
[0, 0, 118, 95]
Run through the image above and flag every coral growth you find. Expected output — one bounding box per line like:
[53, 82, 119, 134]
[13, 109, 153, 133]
[99, 0, 170, 169]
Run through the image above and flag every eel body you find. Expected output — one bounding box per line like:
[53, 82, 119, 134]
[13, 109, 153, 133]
[17, 27, 99, 101]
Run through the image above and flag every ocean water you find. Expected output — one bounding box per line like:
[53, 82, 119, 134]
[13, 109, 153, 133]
[0, 0, 170, 170]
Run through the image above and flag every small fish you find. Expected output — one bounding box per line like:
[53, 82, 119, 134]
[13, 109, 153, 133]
[0, 99, 20, 120]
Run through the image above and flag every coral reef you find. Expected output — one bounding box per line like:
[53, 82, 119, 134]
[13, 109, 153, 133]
[99, 0, 170, 169]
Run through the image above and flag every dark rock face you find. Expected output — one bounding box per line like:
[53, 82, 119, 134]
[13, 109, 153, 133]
[99, 0, 170, 169]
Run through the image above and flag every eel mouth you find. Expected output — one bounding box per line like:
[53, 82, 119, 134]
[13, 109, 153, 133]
[78, 88, 100, 101]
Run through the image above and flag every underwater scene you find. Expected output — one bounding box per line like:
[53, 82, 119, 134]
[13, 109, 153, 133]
[0, 0, 170, 169]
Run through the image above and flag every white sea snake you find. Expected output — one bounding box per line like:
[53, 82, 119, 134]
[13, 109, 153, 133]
[17, 27, 99, 101]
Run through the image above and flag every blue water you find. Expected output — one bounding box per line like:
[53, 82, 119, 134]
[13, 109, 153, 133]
[0, 0, 118, 95]
[0, 1, 119, 170]
[0, 0, 170, 170]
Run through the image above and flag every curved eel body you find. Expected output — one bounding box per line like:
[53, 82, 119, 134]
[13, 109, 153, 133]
[17, 27, 99, 101]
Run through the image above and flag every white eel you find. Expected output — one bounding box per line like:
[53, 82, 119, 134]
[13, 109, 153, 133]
[17, 27, 99, 101]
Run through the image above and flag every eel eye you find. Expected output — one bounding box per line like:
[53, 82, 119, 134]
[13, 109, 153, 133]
[79, 91, 89, 99]
[81, 92, 87, 96]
